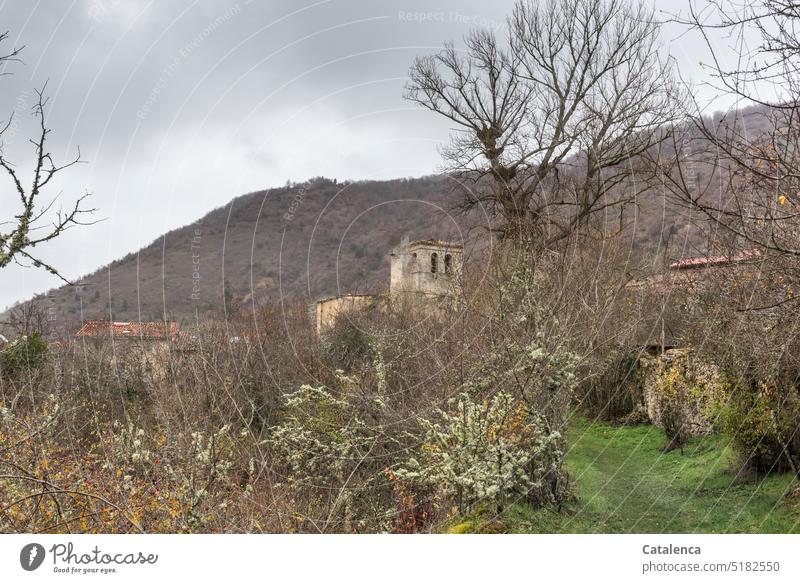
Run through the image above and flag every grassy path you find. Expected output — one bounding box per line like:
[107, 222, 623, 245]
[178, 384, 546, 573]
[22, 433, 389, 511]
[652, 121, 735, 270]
[460, 419, 800, 533]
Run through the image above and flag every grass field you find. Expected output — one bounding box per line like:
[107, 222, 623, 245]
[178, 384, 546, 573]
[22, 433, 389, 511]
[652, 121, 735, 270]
[452, 419, 800, 533]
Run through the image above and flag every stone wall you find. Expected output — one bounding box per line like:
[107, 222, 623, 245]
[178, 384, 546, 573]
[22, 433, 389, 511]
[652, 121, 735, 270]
[635, 348, 726, 437]
[314, 294, 377, 335]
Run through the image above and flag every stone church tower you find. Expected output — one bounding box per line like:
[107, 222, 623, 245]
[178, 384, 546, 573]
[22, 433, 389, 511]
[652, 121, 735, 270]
[314, 238, 463, 336]
[390, 239, 463, 297]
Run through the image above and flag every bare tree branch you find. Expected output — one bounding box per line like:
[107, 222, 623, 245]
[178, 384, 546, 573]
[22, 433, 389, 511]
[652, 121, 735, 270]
[655, 1, 800, 258]
[0, 40, 96, 281]
[406, 0, 681, 246]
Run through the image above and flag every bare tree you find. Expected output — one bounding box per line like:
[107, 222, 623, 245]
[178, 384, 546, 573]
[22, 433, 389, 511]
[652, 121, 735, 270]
[650, 2, 800, 484]
[0, 33, 95, 281]
[3, 299, 50, 337]
[406, 0, 679, 245]
[657, 1, 800, 259]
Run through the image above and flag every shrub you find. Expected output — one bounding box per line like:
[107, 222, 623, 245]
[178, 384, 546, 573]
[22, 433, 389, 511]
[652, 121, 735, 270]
[0, 333, 48, 376]
[269, 383, 386, 532]
[447, 521, 474, 534]
[0, 397, 258, 533]
[715, 376, 800, 475]
[652, 363, 694, 453]
[644, 349, 726, 452]
[397, 391, 566, 515]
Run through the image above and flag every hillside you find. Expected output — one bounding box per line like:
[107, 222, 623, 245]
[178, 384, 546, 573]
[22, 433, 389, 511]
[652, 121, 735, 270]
[6, 176, 474, 330]
[3, 164, 727, 335]
[8, 101, 780, 335]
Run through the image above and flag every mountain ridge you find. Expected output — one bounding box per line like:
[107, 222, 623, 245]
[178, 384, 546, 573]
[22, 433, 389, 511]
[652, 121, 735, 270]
[2, 175, 472, 332]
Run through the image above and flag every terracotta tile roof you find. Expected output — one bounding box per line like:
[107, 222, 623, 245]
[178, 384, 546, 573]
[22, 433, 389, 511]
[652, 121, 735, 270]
[628, 250, 762, 292]
[668, 250, 760, 271]
[75, 321, 181, 340]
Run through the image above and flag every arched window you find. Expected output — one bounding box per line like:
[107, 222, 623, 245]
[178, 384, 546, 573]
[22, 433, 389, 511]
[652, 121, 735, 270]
[444, 254, 452, 274]
[430, 252, 438, 273]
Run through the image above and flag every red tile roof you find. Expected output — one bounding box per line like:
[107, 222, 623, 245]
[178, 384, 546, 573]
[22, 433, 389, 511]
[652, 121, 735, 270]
[75, 321, 181, 340]
[627, 250, 762, 291]
[668, 250, 761, 271]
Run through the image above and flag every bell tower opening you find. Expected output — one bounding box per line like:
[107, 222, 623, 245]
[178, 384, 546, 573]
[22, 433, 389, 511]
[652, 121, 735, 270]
[389, 239, 463, 297]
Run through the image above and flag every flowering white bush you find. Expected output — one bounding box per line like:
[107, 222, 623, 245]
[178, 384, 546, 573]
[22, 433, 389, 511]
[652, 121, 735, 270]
[105, 420, 152, 472]
[397, 391, 565, 513]
[270, 385, 375, 481]
[269, 384, 382, 531]
[99, 418, 249, 529]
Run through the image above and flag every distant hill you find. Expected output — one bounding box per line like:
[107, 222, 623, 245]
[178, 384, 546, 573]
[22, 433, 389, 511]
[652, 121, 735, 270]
[9, 121, 760, 335]
[4, 176, 478, 331]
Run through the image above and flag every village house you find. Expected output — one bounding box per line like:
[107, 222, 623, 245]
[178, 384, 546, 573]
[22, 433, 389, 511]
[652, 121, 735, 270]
[627, 250, 764, 350]
[629, 250, 761, 293]
[74, 320, 185, 376]
[75, 320, 183, 342]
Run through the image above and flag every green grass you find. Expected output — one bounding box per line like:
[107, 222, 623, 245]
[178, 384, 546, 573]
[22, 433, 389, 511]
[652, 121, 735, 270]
[454, 418, 800, 533]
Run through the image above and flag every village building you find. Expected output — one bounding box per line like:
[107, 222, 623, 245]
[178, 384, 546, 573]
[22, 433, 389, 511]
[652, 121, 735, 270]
[314, 239, 463, 335]
[74, 320, 185, 376]
[628, 250, 761, 293]
[75, 320, 183, 342]
[627, 249, 763, 350]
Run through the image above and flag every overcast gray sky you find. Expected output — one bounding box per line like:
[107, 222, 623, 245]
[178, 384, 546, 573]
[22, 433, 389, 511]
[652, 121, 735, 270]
[0, 0, 744, 311]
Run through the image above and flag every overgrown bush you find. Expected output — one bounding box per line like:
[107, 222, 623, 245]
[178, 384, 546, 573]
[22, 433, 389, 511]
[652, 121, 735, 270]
[673, 252, 800, 474]
[397, 391, 566, 515]
[644, 349, 726, 452]
[0, 391, 260, 533]
[714, 376, 800, 475]
[269, 381, 388, 532]
[0, 333, 48, 376]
